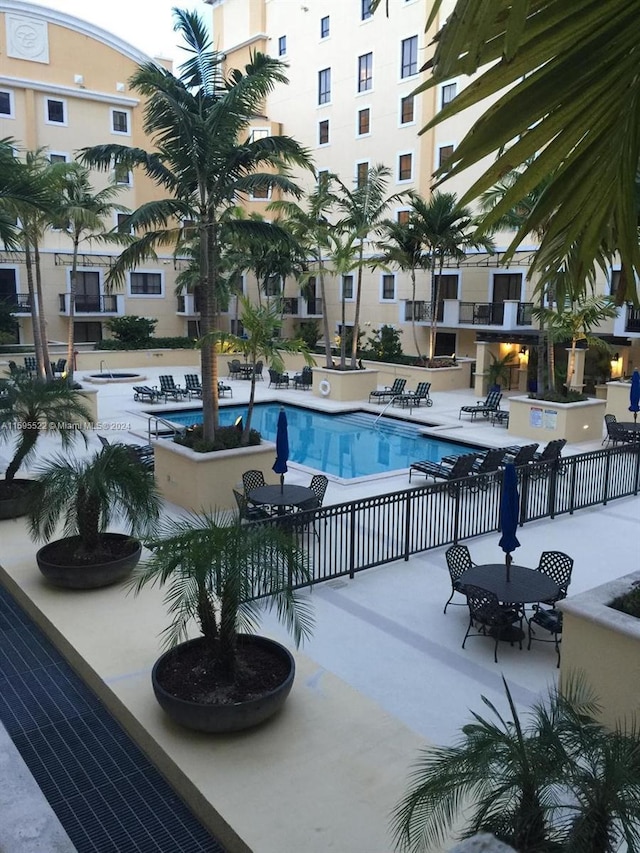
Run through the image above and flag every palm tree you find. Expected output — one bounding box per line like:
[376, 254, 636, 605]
[411, 192, 494, 365]
[0, 376, 91, 483]
[325, 231, 361, 368]
[56, 164, 126, 382]
[376, 218, 430, 360]
[129, 510, 314, 681]
[335, 165, 406, 368]
[0, 140, 51, 249]
[399, 0, 640, 302]
[392, 677, 640, 853]
[79, 10, 313, 444]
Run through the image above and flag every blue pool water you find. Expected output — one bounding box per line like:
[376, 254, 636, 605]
[164, 404, 480, 480]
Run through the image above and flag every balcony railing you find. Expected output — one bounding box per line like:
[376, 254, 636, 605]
[1, 294, 32, 313]
[458, 301, 534, 326]
[404, 301, 444, 323]
[306, 298, 323, 316]
[176, 293, 200, 314]
[58, 293, 119, 314]
[282, 297, 299, 316]
[626, 305, 640, 333]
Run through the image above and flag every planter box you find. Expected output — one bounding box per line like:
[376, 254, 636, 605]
[312, 367, 377, 402]
[362, 359, 472, 393]
[559, 571, 640, 728]
[605, 379, 636, 420]
[508, 395, 606, 443]
[154, 437, 279, 512]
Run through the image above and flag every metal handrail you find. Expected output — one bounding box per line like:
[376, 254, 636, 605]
[147, 416, 186, 442]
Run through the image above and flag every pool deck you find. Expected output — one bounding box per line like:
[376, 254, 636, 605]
[0, 366, 636, 852]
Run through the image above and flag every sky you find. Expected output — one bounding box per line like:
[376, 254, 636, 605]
[26, 0, 213, 63]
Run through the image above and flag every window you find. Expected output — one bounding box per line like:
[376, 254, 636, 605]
[342, 275, 354, 300]
[74, 321, 102, 343]
[265, 275, 281, 297]
[361, 0, 373, 20]
[400, 94, 414, 124]
[358, 52, 373, 92]
[116, 213, 133, 235]
[318, 119, 329, 145]
[250, 185, 270, 200]
[49, 153, 67, 164]
[46, 98, 65, 124]
[317, 169, 330, 189]
[130, 272, 162, 296]
[397, 209, 410, 224]
[401, 35, 418, 78]
[250, 128, 270, 142]
[320, 15, 330, 38]
[438, 145, 454, 168]
[187, 320, 201, 338]
[610, 269, 621, 297]
[440, 82, 457, 108]
[358, 108, 370, 135]
[0, 90, 13, 117]
[318, 68, 331, 105]
[492, 272, 522, 301]
[111, 109, 129, 134]
[434, 332, 456, 357]
[356, 161, 369, 187]
[278, 35, 287, 56]
[382, 274, 395, 300]
[114, 162, 132, 186]
[434, 274, 458, 300]
[398, 152, 413, 181]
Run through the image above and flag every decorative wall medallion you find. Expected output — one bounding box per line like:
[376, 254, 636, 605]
[6, 14, 49, 64]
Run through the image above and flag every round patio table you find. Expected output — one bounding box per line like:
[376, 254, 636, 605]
[460, 563, 560, 606]
[249, 484, 315, 514]
[617, 422, 640, 441]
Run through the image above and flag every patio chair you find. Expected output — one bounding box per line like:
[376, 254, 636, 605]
[462, 584, 523, 663]
[233, 489, 270, 523]
[527, 607, 563, 667]
[228, 360, 241, 380]
[293, 366, 313, 390]
[184, 374, 203, 398]
[468, 447, 507, 491]
[503, 443, 539, 467]
[253, 361, 264, 381]
[602, 413, 632, 446]
[133, 385, 162, 403]
[459, 390, 502, 421]
[444, 544, 475, 614]
[218, 380, 233, 398]
[51, 358, 67, 377]
[409, 452, 476, 484]
[159, 375, 187, 401]
[368, 378, 406, 404]
[533, 438, 567, 464]
[268, 368, 290, 389]
[24, 356, 37, 376]
[242, 469, 266, 498]
[393, 381, 432, 408]
[297, 474, 329, 511]
[98, 434, 154, 469]
[535, 551, 574, 605]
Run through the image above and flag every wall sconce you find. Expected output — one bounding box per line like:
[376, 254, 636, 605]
[611, 353, 620, 363]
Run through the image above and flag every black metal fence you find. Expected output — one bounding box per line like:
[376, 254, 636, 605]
[273, 444, 640, 591]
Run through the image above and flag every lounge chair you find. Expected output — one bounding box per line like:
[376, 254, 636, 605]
[392, 381, 432, 408]
[268, 369, 290, 389]
[184, 374, 203, 398]
[533, 438, 566, 464]
[133, 385, 162, 403]
[24, 356, 37, 376]
[368, 378, 406, 404]
[459, 390, 502, 421]
[159, 375, 187, 401]
[409, 452, 476, 484]
[218, 380, 233, 398]
[293, 366, 313, 390]
[97, 434, 154, 470]
[503, 444, 539, 467]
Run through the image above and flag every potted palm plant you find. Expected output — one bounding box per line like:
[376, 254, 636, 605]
[0, 376, 91, 519]
[27, 444, 161, 589]
[486, 351, 516, 391]
[130, 510, 313, 733]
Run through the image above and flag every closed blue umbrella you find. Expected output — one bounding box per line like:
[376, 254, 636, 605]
[499, 463, 520, 582]
[629, 369, 640, 424]
[273, 407, 289, 493]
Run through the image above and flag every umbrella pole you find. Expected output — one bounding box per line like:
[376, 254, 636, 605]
[280, 473, 284, 494]
[506, 553, 512, 583]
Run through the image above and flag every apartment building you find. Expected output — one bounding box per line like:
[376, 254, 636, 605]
[208, 0, 639, 382]
[0, 0, 194, 347]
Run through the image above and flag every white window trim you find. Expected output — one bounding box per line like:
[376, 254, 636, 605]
[0, 89, 15, 119]
[398, 93, 416, 127]
[434, 271, 460, 300]
[318, 68, 332, 107]
[44, 96, 67, 126]
[250, 127, 270, 142]
[66, 266, 102, 295]
[436, 140, 456, 171]
[320, 16, 330, 40]
[317, 119, 330, 147]
[340, 275, 355, 302]
[397, 150, 414, 184]
[355, 159, 370, 187]
[380, 273, 397, 302]
[113, 165, 133, 187]
[439, 81, 458, 111]
[356, 53, 374, 96]
[110, 107, 130, 136]
[249, 187, 272, 202]
[127, 269, 164, 299]
[48, 151, 68, 163]
[395, 207, 411, 223]
[490, 268, 526, 303]
[277, 35, 287, 57]
[114, 212, 134, 236]
[400, 35, 419, 81]
[356, 105, 372, 138]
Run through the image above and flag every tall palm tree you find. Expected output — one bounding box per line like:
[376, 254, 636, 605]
[392, 677, 640, 853]
[326, 231, 361, 367]
[411, 192, 494, 365]
[335, 165, 406, 368]
[396, 0, 640, 302]
[79, 10, 313, 443]
[0, 140, 50, 250]
[56, 164, 126, 382]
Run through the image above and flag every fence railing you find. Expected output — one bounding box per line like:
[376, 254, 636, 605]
[255, 444, 640, 594]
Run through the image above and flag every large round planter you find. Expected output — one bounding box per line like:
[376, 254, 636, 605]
[0, 479, 34, 520]
[36, 533, 142, 589]
[152, 635, 296, 733]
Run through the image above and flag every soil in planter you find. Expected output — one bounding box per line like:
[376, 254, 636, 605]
[157, 641, 290, 705]
[45, 535, 139, 567]
[609, 585, 640, 618]
[0, 479, 33, 500]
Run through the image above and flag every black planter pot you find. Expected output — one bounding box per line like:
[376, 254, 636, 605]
[0, 479, 35, 520]
[152, 635, 296, 733]
[36, 533, 142, 589]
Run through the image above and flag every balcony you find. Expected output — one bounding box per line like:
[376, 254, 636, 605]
[403, 301, 444, 323]
[613, 303, 640, 337]
[2, 294, 33, 315]
[402, 299, 535, 331]
[281, 297, 323, 318]
[58, 293, 123, 316]
[176, 293, 200, 316]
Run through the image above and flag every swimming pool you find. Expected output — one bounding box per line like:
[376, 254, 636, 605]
[162, 403, 481, 480]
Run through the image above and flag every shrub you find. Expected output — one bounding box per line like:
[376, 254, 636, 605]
[174, 424, 261, 453]
[528, 390, 588, 403]
[105, 316, 158, 345]
[609, 584, 640, 618]
[296, 320, 321, 350]
[96, 336, 197, 351]
[363, 324, 403, 362]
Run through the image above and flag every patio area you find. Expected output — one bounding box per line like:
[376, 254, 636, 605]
[0, 366, 637, 852]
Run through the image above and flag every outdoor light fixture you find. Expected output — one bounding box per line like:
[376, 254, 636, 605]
[234, 416, 243, 432]
[612, 353, 620, 362]
[520, 346, 527, 355]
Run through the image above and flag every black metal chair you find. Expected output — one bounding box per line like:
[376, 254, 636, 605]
[468, 447, 507, 492]
[233, 489, 270, 523]
[184, 374, 203, 398]
[527, 607, 563, 667]
[393, 381, 433, 408]
[133, 385, 162, 403]
[298, 474, 328, 511]
[253, 361, 264, 381]
[536, 551, 574, 605]
[268, 368, 290, 388]
[242, 469, 266, 498]
[293, 366, 312, 390]
[98, 434, 154, 469]
[409, 452, 476, 484]
[530, 439, 567, 479]
[503, 443, 539, 467]
[159, 375, 187, 401]
[368, 378, 406, 404]
[228, 360, 241, 380]
[444, 544, 475, 614]
[24, 356, 37, 376]
[462, 584, 523, 663]
[459, 390, 502, 421]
